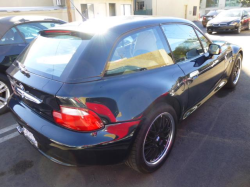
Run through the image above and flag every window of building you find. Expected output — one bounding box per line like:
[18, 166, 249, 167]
[206, 0, 219, 8]
[137, 1, 145, 10]
[81, 4, 95, 19]
[193, 6, 197, 16]
[161, 24, 204, 63]
[105, 27, 174, 76]
[0, 27, 24, 45]
[225, 0, 241, 7]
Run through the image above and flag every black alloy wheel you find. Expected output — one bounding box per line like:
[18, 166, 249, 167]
[143, 112, 174, 165]
[126, 104, 177, 173]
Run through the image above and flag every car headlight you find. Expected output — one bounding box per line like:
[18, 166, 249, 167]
[207, 22, 212, 26]
[229, 21, 238, 26]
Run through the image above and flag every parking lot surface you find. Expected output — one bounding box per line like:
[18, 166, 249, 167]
[0, 22, 250, 187]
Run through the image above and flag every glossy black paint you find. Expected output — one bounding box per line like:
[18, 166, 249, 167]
[7, 17, 243, 166]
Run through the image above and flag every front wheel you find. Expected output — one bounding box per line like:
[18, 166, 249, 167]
[126, 104, 177, 173]
[226, 53, 242, 89]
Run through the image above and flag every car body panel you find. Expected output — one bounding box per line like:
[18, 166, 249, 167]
[6, 16, 243, 166]
[0, 43, 27, 73]
[207, 9, 250, 33]
[8, 96, 140, 165]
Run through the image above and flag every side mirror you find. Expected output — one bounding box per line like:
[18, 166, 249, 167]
[208, 44, 221, 55]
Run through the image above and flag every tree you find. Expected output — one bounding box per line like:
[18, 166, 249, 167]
[238, 0, 250, 7]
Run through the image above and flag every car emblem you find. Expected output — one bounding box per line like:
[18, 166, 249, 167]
[16, 83, 43, 104]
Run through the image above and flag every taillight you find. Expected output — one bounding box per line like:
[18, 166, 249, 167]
[203, 17, 206, 21]
[53, 106, 104, 132]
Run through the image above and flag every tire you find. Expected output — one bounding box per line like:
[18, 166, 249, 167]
[225, 53, 242, 89]
[207, 31, 212, 34]
[126, 104, 177, 173]
[0, 74, 12, 115]
[248, 23, 250, 30]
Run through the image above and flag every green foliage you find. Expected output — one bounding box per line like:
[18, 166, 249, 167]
[238, 0, 250, 7]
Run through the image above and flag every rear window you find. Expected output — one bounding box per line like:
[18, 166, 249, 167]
[16, 34, 90, 80]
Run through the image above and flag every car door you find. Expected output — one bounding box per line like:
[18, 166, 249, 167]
[161, 24, 226, 109]
[0, 27, 26, 73]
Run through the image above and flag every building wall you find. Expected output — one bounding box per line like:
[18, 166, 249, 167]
[0, 0, 54, 7]
[200, 0, 242, 15]
[152, 0, 200, 21]
[73, 0, 133, 21]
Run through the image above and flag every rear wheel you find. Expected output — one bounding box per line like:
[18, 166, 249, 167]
[226, 53, 242, 89]
[207, 31, 212, 34]
[0, 75, 11, 115]
[126, 104, 177, 173]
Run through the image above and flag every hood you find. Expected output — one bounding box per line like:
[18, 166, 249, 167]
[210, 17, 240, 23]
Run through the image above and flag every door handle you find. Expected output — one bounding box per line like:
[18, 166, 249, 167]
[190, 70, 199, 78]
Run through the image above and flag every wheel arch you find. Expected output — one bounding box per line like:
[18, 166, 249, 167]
[141, 94, 182, 123]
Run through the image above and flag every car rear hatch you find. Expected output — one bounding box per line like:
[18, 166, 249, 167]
[7, 30, 94, 122]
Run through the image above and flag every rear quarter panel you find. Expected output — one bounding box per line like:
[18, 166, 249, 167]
[57, 64, 187, 123]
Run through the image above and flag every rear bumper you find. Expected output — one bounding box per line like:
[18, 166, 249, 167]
[8, 95, 140, 166]
[207, 25, 237, 32]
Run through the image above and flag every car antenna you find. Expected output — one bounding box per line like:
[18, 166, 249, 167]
[69, 0, 87, 21]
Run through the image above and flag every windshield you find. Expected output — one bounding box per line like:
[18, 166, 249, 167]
[217, 10, 242, 18]
[207, 11, 218, 16]
[16, 34, 90, 80]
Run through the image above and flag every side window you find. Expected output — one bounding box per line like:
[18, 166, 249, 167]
[0, 27, 24, 45]
[161, 24, 204, 63]
[105, 27, 174, 76]
[16, 22, 62, 43]
[196, 30, 211, 53]
[39, 22, 62, 28]
[16, 23, 42, 43]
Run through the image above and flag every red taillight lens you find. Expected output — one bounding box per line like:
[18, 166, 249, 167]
[203, 17, 206, 21]
[53, 106, 104, 131]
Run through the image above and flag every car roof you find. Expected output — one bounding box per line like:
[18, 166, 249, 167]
[44, 16, 202, 82]
[0, 15, 66, 38]
[51, 16, 196, 36]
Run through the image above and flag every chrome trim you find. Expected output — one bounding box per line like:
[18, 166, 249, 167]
[16, 87, 42, 104]
[190, 70, 199, 78]
[16, 126, 24, 134]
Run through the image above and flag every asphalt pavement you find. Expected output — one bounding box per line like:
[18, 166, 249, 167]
[0, 21, 250, 187]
